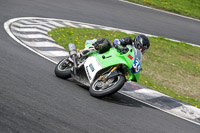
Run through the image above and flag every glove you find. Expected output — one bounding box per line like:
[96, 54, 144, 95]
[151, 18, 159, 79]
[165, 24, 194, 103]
[113, 39, 121, 46]
[120, 47, 129, 54]
[120, 37, 133, 46]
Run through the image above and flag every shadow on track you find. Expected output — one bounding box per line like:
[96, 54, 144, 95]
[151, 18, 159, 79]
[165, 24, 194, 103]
[101, 93, 155, 109]
[65, 78, 155, 109]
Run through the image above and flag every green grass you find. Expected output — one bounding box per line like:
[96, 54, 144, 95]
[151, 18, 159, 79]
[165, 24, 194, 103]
[126, 0, 200, 19]
[49, 26, 200, 108]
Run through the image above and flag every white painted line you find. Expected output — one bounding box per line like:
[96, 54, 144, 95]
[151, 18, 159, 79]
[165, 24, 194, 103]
[62, 21, 79, 28]
[119, 0, 200, 22]
[19, 20, 56, 28]
[101, 27, 118, 31]
[30, 19, 48, 24]
[4, 18, 57, 64]
[11, 26, 48, 34]
[12, 22, 52, 31]
[116, 29, 136, 34]
[19, 20, 40, 25]
[49, 21, 66, 27]
[79, 24, 95, 29]
[42, 23, 57, 29]
[25, 20, 57, 29]
[13, 32, 54, 41]
[21, 41, 65, 49]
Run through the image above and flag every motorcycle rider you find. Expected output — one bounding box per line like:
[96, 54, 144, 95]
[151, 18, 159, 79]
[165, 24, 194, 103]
[78, 34, 150, 74]
[113, 34, 150, 54]
[112, 34, 150, 74]
[113, 34, 150, 59]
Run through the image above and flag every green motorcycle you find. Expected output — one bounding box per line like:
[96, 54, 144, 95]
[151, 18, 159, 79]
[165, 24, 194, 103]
[55, 40, 142, 98]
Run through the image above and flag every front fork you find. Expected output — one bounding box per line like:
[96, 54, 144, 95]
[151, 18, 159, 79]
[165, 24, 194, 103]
[98, 64, 121, 82]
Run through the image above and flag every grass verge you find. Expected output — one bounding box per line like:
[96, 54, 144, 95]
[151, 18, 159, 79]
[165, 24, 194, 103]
[126, 0, 200, 20]
[49, 26, 200, 108]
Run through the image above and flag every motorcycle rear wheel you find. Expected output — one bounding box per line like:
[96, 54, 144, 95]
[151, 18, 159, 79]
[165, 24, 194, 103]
[89, 75, 125, 98]
[55, 58, 72, 79]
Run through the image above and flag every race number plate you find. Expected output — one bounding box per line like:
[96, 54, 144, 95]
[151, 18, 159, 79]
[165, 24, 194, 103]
[130, 57, 141, 74]
[84, 56, 103, 83]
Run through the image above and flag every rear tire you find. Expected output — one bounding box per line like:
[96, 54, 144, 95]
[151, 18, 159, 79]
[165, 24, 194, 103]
[89, 75, 125, 98]
[55, 58, 72, 79]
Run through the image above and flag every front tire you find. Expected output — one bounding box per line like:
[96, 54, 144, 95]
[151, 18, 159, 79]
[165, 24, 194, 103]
[55, 58, 72, 79]
[89, 75, 125, 98]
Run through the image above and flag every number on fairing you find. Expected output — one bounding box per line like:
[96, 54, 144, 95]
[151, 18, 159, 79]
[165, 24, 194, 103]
[84, 56, 103, 83]
[132, 58, 141, 73]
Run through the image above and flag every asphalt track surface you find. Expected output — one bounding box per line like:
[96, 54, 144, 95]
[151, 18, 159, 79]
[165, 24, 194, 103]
[0, 0, 200, 133]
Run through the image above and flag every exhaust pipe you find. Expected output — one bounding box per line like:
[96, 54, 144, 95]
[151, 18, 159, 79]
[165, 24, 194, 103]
[68, 43, 77, 74]
[68, 43, 77, 56]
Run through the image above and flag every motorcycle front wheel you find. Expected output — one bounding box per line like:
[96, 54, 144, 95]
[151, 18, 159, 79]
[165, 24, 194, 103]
[89, 75, 125, 98]
[55, 58, 73, 79]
